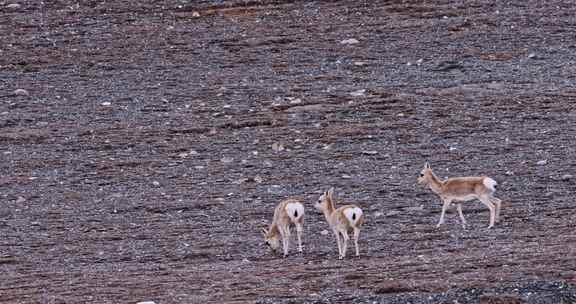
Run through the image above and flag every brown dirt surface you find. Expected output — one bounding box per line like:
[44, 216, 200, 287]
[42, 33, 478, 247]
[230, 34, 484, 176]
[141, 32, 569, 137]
[1, 0, 576, 303]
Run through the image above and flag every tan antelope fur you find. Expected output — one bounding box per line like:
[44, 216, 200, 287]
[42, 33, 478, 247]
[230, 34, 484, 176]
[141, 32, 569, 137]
[417, 162, 502, 229]
[315, 188, 364, 259]
[262, 199, 304, 257]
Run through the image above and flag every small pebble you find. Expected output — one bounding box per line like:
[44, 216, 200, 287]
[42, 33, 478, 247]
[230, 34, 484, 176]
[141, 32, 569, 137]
[14, 89, 29, 96]
[221, 156, 234, 163]
[536, 160, 547, 165]
[340, 38, 360, 45]
[561, 174, 572, 181]
[6, 3, 21, 9]
[320, 230, 329, 236]
[350, 89, 366, 97]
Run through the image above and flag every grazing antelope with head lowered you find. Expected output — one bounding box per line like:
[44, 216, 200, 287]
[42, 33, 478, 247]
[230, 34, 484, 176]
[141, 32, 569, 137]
[262, 199, 304, 257]
[417, 162, 502, 229]
[315, 188, 364, 259]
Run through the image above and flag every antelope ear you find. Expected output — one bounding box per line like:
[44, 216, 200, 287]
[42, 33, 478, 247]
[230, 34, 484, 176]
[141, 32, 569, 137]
[261, 227, 268, 237]
[425, 162, 430, 169]
[327, 187, 335, 199]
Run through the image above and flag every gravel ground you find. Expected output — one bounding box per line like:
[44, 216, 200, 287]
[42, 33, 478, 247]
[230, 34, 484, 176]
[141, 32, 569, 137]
[1, 0, 575, 303]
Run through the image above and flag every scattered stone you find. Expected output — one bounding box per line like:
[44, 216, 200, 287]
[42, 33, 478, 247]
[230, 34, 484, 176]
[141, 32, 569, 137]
[101, 101, 112, 106]
[6, 3, 21, 10]
[254, 176, 263, 183]
[340, 38, 360, 44]
[361, 150, 378, 155]
[137, 302, 157, 304]
[152, 181, 161, 187]
[192, 11, 201, 18]
[267, 185, 283, 194]
[479, 293, 523, 304]
[221, 156, 234, 163]
[14, 89, 29, 96]
[342, 174, 352, 179]
[287, 97, 302, 104]
[350, 89, 366, 97]
[386, 210, 401, 217]
[505, 170, 514, 175]
[536, 160, 547, 166]
[561, 174, 573, 181]
[271, 142, 285, 152]
[373, 211, 384, 218]
[353, 61, 368, 66]
[15, 196, 26, 204]
[407, 205, 424, 212]
[320, 230, 329, 236]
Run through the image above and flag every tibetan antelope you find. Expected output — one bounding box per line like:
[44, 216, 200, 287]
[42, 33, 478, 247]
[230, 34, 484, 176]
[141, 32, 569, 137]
[315, 188, 364, 259]
[262, 199, 304, 257]
[417, 162, 502, 229]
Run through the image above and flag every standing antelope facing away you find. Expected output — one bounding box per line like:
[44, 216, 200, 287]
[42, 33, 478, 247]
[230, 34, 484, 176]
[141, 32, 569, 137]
[315, 188, 364, 259]
[262, 199, 304, 257]
[417, 162, 502, 229]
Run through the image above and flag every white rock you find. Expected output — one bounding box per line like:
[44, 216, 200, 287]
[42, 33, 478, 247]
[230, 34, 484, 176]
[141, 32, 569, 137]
[15, 196, 26, 203]
[6, 3, 21, 9]
[287, 97, 302, 104]
[272, 142, 284, 152]
[536, 160, 547, 166]
[137, 302, 156, 304]
[353, 61, 368, 66]
[350, 89, 366, 97]
[342, 174, 352, 179]
[340, 38, 360, 45]
[320, 230, 329, 236]
[561, 174, 573, 181]
[221, 156, 234, 163]
[254, 176, 263, 183]
[152, 181, 160, 187]
[192, 11, 201, 17]
[14, 88, 29, 96]
[101, 102, 111, 106]
[386, 210, 401, 217]
[373, 211, 383, 218]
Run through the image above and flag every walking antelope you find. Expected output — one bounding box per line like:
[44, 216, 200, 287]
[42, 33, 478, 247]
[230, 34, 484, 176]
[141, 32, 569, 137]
[315, 188, 364, 259]
[417, 162, 502, 228]
[262, 199, 304, 257]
